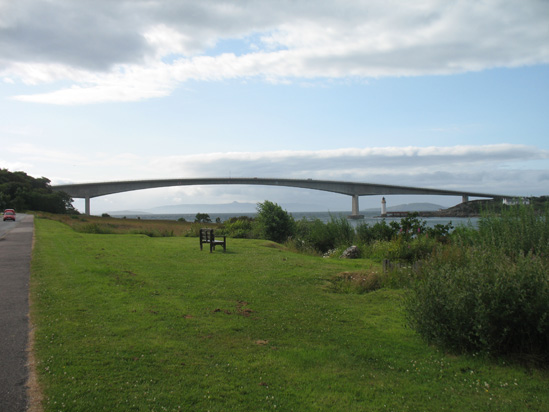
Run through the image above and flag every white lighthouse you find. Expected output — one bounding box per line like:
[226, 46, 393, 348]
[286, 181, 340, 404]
[381, 197, 387, 216]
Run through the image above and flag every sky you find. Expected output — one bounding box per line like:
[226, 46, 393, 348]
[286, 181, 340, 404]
[1, 0, 548, 214]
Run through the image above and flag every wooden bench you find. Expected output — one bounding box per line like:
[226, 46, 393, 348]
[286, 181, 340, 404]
[199, 228, 226, 252]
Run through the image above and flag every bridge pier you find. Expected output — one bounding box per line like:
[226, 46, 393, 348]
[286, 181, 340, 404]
[348, 195, 364, 219]
[85, 196, 90, 215]
[461, 195, 469, 203]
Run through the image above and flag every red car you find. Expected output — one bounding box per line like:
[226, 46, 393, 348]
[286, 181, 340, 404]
[3, 209, 16, 221]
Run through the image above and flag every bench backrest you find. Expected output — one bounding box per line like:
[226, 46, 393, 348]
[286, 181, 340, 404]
[200, 228, 214, 242]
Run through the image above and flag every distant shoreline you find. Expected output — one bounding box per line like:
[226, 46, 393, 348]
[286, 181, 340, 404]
[381, 210, 480, 218]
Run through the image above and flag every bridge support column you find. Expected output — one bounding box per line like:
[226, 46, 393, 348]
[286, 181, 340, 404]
[85, 197, 90, 215]
[348, 195, 364, 219]
[462, 195, 469, 203]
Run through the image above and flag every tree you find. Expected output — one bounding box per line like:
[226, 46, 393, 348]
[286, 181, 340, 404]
[0, 168, 77, 214]
[194, 213, 211, 223]
[255, 200, 295, 243]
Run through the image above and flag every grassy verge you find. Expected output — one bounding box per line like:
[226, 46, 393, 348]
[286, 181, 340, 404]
[31, 217, 549, 411]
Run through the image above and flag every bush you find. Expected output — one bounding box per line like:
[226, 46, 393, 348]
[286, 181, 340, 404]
[362, 236, 436, 263]
[326, 215, 355, 247]
[304, 219, 336, 253]
[221, 218, 255, 238]
[356, 220, 396, 244]
[292, 215, 356, 254]
[255, 201, 295, 243]
[407, 247, 549, 363]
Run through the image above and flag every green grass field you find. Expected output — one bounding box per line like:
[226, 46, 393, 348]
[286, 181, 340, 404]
[31, 217, 549, 411]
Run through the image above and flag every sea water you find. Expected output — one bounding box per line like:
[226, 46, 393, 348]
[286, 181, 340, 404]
[111, 210, 478, 229]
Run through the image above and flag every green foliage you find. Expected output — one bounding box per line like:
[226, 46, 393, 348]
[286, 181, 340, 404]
[295, 218, 335, 253]
[293, 215, 359, 254]
[0, 168, 77, 214]
[425, 222, 454, 242]
[397, 213, 427, 240]
[475, 203, 549, 257]
[356, 220, 396, 243]
[255, 200, 295, 243]
[408, 203, 549, 364]
[407, 248, 549, 362]
[194, 212, 211, 223]
[221, 217, 255, 238]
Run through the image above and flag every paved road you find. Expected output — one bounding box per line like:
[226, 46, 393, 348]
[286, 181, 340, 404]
[0, 214, 33, 412]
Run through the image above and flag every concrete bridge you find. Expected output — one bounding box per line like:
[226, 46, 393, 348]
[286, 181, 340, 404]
[52, 177, 507, 217]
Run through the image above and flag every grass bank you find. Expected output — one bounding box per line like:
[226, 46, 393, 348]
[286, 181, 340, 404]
[31, 217, 549, 411]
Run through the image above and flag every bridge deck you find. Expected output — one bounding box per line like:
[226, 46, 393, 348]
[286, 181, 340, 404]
[52, 177, 509, 215]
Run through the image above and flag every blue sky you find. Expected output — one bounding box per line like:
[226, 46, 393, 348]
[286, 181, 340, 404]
[1, 0, 548, 214]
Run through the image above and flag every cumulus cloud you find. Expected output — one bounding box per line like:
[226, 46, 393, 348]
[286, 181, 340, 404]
[2, 0, 548, 104]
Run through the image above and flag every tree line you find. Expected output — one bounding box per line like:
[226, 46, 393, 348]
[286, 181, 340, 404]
[0, 169, 76, 214]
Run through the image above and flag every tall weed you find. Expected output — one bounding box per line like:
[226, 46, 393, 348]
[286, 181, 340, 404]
[457, 203, 549, 258]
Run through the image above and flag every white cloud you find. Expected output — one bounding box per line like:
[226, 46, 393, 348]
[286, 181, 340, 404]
[31, 144, 545, 200]
[146, 144, 549, 178]
[32, 143, 544, 213]
[2, 0, 548, 104]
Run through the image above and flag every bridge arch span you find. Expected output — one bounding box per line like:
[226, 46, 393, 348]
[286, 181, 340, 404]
[52, 177, 506, 217]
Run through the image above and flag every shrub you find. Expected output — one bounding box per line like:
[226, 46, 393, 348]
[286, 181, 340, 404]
[425, 222, 454, 242]
[363, 240, 401, 262]
[255, 201, 295, 243]
[356, 220, 397, 244]
[397, 213, 427, 240]
[221, 218, 255, 238]
[407, 247, 549, 363]
[292, 215, 356, 254]
[326, 215, 355, 247]
[305, 219, 336, 253]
